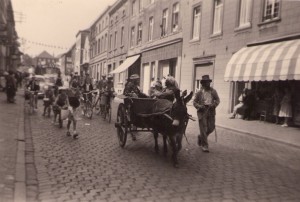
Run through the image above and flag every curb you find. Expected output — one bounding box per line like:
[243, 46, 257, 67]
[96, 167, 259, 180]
[216, 123, 300, 149]
[14, 91, 26, 202]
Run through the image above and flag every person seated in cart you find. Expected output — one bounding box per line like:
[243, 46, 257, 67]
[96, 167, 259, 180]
[152, 76, 178, 102]
[123, 74, 148, 98]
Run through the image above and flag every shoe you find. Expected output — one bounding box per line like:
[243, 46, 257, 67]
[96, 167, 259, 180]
[66, 131, 71, 136]
[73, 133, 79, 139]
[202, 146, 209, 153]
[229, 116, 235, 119]
[281, 123, 288, 127]
[197, 136, 202, 146]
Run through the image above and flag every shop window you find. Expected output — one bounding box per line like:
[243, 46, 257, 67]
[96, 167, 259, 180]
[262, 0, 280, 22]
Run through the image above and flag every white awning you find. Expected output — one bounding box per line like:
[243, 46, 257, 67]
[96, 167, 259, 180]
[110, 55, 140, 74]
[224, 39, 300, 81]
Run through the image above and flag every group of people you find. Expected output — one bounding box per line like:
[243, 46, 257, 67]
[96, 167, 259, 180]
[123, 73, 220, 153]
[0, 70, 24, 103]
[229, 85, 293, 127]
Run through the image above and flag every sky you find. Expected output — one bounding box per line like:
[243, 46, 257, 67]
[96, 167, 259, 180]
[12, 0, 112, 57]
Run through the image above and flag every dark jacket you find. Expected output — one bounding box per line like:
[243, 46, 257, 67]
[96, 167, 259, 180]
[193, 87, 220, 118]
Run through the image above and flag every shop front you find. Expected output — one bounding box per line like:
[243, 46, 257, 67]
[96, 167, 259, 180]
[224, 39, 300, 126]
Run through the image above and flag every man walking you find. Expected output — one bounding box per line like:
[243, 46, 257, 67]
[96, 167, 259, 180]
[193, 75, 220, 152]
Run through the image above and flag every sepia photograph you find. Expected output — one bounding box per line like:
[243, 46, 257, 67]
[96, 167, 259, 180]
[1, 0, 300, 201]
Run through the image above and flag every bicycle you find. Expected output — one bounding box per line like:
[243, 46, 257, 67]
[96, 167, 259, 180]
[92, 90, 102, 115]
[80, 91, 94, 119]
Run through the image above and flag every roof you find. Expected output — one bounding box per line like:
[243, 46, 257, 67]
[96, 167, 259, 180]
[35, 51, 56, 59]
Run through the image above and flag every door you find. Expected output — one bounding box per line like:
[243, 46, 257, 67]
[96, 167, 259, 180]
[143, 63, 151, 95]
[194, 63, 213, 91]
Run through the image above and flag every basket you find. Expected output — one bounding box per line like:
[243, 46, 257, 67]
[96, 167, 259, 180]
[61, 109, 70, 120]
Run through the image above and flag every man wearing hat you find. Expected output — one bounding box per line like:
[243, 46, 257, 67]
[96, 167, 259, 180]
[193, 75, 220, 152]
[123, 74, 147, 98]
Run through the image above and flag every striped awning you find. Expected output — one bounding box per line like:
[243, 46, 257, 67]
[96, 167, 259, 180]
[224, 40, 300, 81]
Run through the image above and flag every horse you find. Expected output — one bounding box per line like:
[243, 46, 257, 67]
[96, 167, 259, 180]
[149, 89, 193, 168]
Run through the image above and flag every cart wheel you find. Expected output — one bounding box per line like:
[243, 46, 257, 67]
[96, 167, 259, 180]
[116, 104, 128, 147]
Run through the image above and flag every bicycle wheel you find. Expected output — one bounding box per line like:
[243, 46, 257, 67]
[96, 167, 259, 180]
[94, 99, 101, 115]
[86, 102, 93, 119]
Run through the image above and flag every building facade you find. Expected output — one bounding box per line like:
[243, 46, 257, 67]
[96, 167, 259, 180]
[107, 0, 131, 94]
[110, 0, 183, 95]
[181, 0, 300, 124]
[74, 30, 90, 75]
[0, 0, 21, 73]
[89, 6, 111, 81]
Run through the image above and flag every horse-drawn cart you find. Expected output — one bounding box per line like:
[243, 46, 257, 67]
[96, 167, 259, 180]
[114, 91, 194, 167]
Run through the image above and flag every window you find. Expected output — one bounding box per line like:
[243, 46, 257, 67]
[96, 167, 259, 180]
[263, 0, 280, 22]
[132, 0, 137, 16]
[105, 34, 107, 51]
[130, 27, 135, 47]
[192, 5, 201, 40]
[161, 9, 168, 36]
[109, 34, 113, 50]
[172, 3, 179, 32]
[239, 0, 252, 27]
[148, 17, 154, 41]
[123, 9, 126, 17]
[137, 23, 142, 45]
[102, 36, 104, 52]
[118, 61, 124, 83]
[114, 31, 117, 49]
[212, 0, 223, 35]
[98, 39, 100, 54]
[121, 27, 124, 46]
[139, 0, 143, 12]
[99, 24, 101, 32]
[110, 19, 113, 26]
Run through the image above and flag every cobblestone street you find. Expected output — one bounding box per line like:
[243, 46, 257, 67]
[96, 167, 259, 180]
[24, 101, 300, 202]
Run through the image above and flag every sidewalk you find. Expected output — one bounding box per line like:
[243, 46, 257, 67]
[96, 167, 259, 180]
[0, 89, 26, 202]
[187, 105, 300, 148]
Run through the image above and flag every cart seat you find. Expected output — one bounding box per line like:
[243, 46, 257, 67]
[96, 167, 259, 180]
[129, 98, 172, 117]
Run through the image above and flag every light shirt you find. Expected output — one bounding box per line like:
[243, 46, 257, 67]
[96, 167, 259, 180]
[203, 90, 213, 105]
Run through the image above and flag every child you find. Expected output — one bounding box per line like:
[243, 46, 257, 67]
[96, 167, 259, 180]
[53, 87, 68, 128]
[43, 85, 54, 117]
[66, 88, 81, 139]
